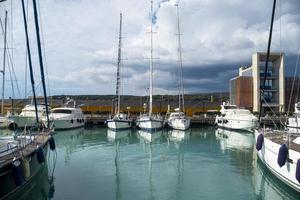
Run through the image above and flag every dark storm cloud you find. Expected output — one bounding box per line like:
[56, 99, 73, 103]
[0, 0, 300, 96]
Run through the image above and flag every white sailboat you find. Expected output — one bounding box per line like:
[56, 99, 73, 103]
[255, 0, 300, 194]
[136, 0, 163, 131]
[166, 3, 190, 131]
[106, 13, 132, 130]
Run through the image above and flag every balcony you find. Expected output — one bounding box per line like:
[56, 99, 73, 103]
[260, 72, 271, 77]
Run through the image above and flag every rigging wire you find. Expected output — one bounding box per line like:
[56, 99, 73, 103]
[24, 0, 29, 98]
[37, 0, 52, 104]
[0, 13, 21, 98]
[287, 49, 300, 115]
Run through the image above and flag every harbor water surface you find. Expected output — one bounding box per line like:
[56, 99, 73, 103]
[3, 126, 300, 200]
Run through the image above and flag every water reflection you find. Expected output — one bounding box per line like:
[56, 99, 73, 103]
[167, 129, 191, 143]
[215, 128, 253, 152]
[253, 158, 300, 200]
[107, 129, 131, 141]
[137, 130, 162, 200]
[167, 130, 188, 200]
[107, 129, 130, 200]
[137, 130, 162, 143]
[53, 128, 85, 165]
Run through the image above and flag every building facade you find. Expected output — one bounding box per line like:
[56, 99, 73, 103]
[230, 52, 285, 113]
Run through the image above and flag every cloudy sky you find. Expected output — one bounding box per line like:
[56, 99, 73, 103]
[0, 0, 300, 98]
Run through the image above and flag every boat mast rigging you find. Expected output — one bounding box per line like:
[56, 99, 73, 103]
[175, 2, 185, 113]
[258, 0, 277, 122]
[1, 10, 7, 114]
[115, 13, 122, 116]
[149, 0, 154, 117]
[21, 0, 39, 123]
[32, 0, 50, 127]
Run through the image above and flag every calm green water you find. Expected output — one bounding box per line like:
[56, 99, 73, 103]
[2, 126, 300, 200]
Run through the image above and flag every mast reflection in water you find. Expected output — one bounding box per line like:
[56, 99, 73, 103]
[16, 127, 300, 200]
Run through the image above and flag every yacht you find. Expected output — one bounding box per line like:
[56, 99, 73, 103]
[48, 99, 85, 130]
[136, 0, 163, 131]
[287, 102, 300, 130]
[165, 3, 190, 131]
[8, 104, 48, 130]
[215, 102, 258, 131]
[0, 115, 11, 129]
[106, 13, 132, 130]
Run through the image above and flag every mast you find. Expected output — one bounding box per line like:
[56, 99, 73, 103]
[115, 13, 123, 115]
[258, 0, 277, 122]
[149, 0, 154, 116]
[21, 0, 39, 123]
[32, 0, 50, 127]
[1, 11, 7, 114]
[175, 3, 185, 113]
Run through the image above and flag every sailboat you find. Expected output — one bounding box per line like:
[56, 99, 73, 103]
[255, 0, 300, 193]
[166, 2, 190, 131]
[106, 13, 132, 130]
[0, 0, 55, 199]
[136, 0, 163, 131]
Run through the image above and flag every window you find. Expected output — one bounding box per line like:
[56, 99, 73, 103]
[52, 109, 72, 114]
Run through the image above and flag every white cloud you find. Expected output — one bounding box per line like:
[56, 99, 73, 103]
[0, 0, 299, 97]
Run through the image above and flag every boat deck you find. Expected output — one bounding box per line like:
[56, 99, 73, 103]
[0, 132, 49, 167]
[263, 129, 300, 152]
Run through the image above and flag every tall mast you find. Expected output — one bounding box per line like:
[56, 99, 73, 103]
[1, 11, 7, 114]
[32, 0, 50, 127]
[115, 13, 123, 115]
[175, 3, 185, 112]
[149, 0, 154, 116]
[258, 0, 277, 122]
[21, 0, 39, 123]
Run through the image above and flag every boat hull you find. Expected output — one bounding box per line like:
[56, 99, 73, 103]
[52, 118, 85, 130]
[8, 116, 36, 129]
[136, 119, 163, 130]
[107, 120, 132, 130]
[254, 130, 300, 193]
[0, 142, 49, 200]
[216, 116, 257, 131]
[168, 118, 190, 130]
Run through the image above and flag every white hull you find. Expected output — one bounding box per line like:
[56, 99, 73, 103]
[136, 119, 163, 130]
[107, 120, 132, 130]
[169, 118, 190, 130]
[288, 117, 300, 129]
[216, 116, 257, 131]
[52, 119, 84, 130]
[8, 115, 36, 128]
[255, 130, 300, 193]
[0, 116, 10, 129]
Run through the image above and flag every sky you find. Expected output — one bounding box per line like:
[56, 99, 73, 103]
[0, 0, 300, 98]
